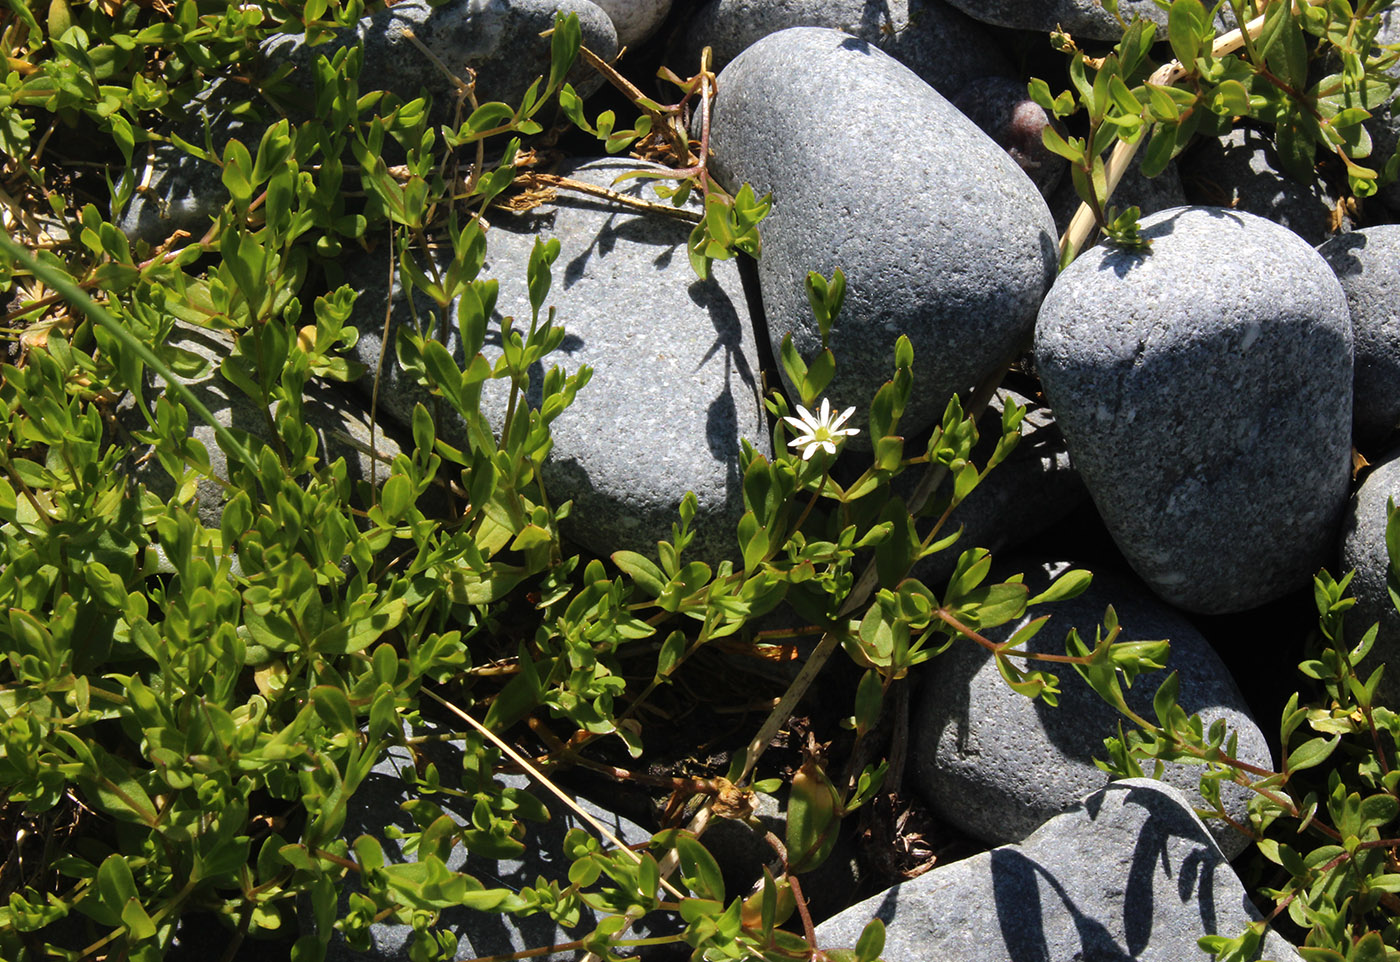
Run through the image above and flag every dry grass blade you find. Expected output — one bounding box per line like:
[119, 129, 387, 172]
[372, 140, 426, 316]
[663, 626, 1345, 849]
[421, 687, 688, 900]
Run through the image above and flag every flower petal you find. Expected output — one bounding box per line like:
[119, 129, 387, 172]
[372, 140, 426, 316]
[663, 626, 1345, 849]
[829, 405, 857, 432]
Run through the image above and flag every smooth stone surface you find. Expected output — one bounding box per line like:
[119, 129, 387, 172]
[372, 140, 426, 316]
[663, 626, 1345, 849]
[1339, 450, 1400, 710]
[908, 387, 1087, 588]
[1035, 206, 1353, 614]
[261, 0, 618, 110]
[1320, 226, 1400, 447]
[951, 76, 1067, 196]
[347, 158, 769, 564]
[121, 0, 618, 244]
[943, 0, 1233, 42]
[316, 739, 669, 961]
[673, 0, 1012, 96]
[816, 778, 1303, 961]
[1180, 128, 1348, 246]
[119, 324, 401, 530]
[591, 0, 671, 47]
[914, 559, 1271, 859]
[707, 28, 1057, 442]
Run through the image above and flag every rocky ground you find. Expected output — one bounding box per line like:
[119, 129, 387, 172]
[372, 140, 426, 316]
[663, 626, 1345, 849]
[65, 0, 1400, 958]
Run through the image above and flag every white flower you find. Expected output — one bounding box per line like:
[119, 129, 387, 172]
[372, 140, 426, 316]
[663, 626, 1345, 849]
[782, 398, 859, 461]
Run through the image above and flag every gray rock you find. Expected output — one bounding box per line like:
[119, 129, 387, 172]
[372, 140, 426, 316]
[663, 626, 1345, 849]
[707, 28, 1057, 443]
[909, 388, 1087, 588]
[914, 559, 1271, 860]
[348, 157, 769, 564]
[119, 324, 401, 531]
[1180, 127, 1349, 246]
[951, 76, 1067, 196]
[591, 0, 671, 48]
[943, 0, 1233, 43]
[673, 0, 1011, 96]
[317, 737, 668, 961]
[1035, 206, 1353, 614]
[1339, 450, 1400, 710]
[816, 778, 1303, 961]
[260, 0, 618, 111]
[1320, 226, 1400, 448]
[1051, 151, 1188, 239]
[121, 0, 618, 244]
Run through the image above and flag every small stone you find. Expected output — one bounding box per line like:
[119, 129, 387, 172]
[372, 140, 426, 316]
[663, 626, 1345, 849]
[121, 0, 619, 245]
[1035, 206, 1353, 614]
[119, 324, 402, 531]
[707, 27, 1057, 443]
[590, 0, 671, 48]
[1180, 127, 1349, 246]
[1319, 226, 1400, 448]
[816, 778, 1303, 961]
[1339, 450, 1400, 710]
[943, 0, 1233, 43]
[347, 158, 769, 564]
[672, 0, 1012, 97]
[914, 559, 1271, 859]
[261, 0, 618, 111]
[951, 76, 1067, 196]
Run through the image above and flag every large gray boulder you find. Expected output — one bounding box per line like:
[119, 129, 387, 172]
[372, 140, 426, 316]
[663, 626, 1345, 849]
[590, 0, 671, 48]
[673, 0, 1011, 96]
[816, 778, 1302, 961]
[707, 27, 1057, 443]
[943, 0, 1233, 43]
[1035, 206, 1353, 614]
[1339, 450, 1400, 710]
[121, 0, 618, 244]
[1320, 226, 1400, 448]
[914, 560, 1271, 860]
[348, 158, 769, 564]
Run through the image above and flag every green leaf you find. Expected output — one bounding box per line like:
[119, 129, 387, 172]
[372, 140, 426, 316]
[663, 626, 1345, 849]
[854, 919, 885, 962]
[656, 630, 686, 680]
[1285, 735, 1340, 773]
[854, 669, 883, 735]
[613, 550, 666, 597]
[1168, 0, 1207, 66]
[786, 758, 841, 873]
[96, 853, 139, 923]
[311, 685, 357, 735]
[1026, 568, 1092, 606]
[804, 348, 836, 402]
[1141, 122, 1178, 177]
[675, 833, 724, 901]
[379, 474, 413, 521]
[547, 11, 581, 93]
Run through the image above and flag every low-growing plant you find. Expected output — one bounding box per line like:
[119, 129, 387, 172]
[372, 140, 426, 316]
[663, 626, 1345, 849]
[1, 2, 1399, 961]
